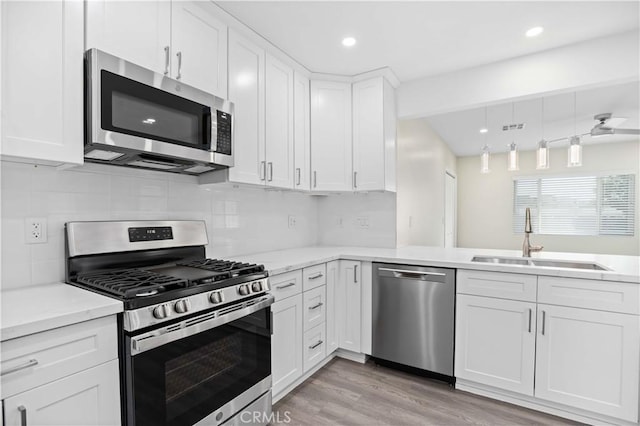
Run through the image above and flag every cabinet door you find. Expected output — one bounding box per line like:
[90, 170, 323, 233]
[325, 261, 340, 354]
[293, 72, 311, 190]
[227, 29, 265, 186]
[271, 294, 303, 397]
[265, 54, 294, 189]
[352, 77, 385, 191]
[455, 294, 536, 396]
[1, 0, 83, 165]
[338, 260, 361, 352]
[85, 1, 170, 75]
[310, 81, 352, 191]
[535, 304, 640, 422]
[3, 360, 121, 426]
[171, 1, 227, 98]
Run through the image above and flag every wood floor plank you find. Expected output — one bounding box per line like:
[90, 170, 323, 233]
[273, 358, 582, 426]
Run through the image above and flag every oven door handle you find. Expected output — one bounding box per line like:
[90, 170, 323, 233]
[130, 295, 274, 356]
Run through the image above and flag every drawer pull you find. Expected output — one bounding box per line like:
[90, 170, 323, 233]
[18, 405, 27, 426]
[309, 340, 323, 350]
[1, 359, 38, 376]
[275, 282, 296, 290]
[308, 273, 323, 280]
[309, 302, 324, 310]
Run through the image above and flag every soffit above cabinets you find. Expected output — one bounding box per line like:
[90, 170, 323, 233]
[216, 1, 639, 82]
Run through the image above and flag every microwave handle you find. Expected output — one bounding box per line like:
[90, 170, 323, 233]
[206, 113, 215, 152]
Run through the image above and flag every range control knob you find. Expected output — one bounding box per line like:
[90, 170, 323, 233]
[238, 284, 250, 296]
[251, 281, 263, 293]
[152, 304, 171, 319]
[209, 291, 224, 304]
[174, 299, 190, 314]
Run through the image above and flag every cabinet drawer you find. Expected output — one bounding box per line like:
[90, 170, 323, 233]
[303, 264, 327, 291]
[269, 270, 303, 302]
[303, 286, 326, 332]
[458, 269, 537, 302]
[538, 276, 640, 314]
[1, 316, 118, 399]
[303, 322, 326, 373]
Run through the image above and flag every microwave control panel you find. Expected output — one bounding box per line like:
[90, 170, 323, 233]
[215, 111, 232, 155]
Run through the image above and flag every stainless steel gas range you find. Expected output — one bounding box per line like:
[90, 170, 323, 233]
[65, 220, 273, 426]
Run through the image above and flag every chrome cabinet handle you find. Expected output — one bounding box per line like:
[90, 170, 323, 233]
[309, 340, 323, 350]
[296, 168, 301, 186]
[354, 265, 358, 283]
[275, 282, 295, 290]
[313, 171, 317, 188]
[163, 46, 170, 75]
[541, 310, 546, 335]
[309, 302, 323, 310]
[18, 405, 27, 426]
[260, 161, 266, 180]
[354, 171, 358, 189]
[176, 51, 182, 80]
[308, 272, 323, 280]
[528, 309, 532, 333]
[267, 162, 273, 181]
[1, 359, 38, 376]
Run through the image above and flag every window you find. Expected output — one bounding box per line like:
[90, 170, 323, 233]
[513, 174, 636, 236]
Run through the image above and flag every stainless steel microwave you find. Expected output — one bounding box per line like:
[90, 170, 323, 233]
[85, 48, 233, 175]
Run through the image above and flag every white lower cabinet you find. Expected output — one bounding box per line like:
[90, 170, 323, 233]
[325, 261, 340, 354]
[303, 323, 326, 373]
[455, 294, 536, 395]
[271, 293, 303, 397]
[303, 285, 326, 331]
[337, 260, 361, 352]
[535, 304, 640, 422]
[3, 359, 121, 426]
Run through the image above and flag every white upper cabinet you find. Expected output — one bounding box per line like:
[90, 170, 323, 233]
[265, 54, 294, 189]
[352, 77, 396, 192]
[227, 29, 265, 186]
[310, 81, 352, 192]
[171, 1, 227, 98]
[1, 0, 84, 165]
[293, 72, 311, 190]
[86, 1, 227, 97]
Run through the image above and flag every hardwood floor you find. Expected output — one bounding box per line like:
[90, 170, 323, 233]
[273, 358, 581, 426]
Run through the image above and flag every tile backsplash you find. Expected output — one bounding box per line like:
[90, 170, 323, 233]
[1, 161, 397, 289]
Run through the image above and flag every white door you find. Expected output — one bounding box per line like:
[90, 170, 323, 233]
[171, 1, 227, 98]
[293, 72, 311, 190]
[444, 171, 457, 247]
[352, 77, 385, 191]
[271, 294, 303, 397]
[535, 304, 640, 422]
[85, 0, 170, 75]
[1, 0, 84, 165]
[227, 30, 265, 186]
[3, 360, 121, 426]
[265, 54, 294, 189]
[338, 261, 361, 352]
[455, 295, 536, 396]
[310, 81, 352, 191]
[325, 261, 340, 354]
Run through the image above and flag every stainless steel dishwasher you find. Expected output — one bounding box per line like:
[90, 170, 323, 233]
[372, 263, 455, 378]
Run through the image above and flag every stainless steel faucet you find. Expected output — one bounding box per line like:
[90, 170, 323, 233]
[523, 207, 543, 257]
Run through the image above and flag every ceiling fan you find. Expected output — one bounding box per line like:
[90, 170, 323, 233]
[590, 113, 640, 137]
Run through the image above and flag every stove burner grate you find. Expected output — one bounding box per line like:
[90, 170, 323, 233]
[178, 259, 265, 278]
[77, 269, 189, 298]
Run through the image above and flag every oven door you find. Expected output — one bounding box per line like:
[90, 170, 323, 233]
[124, 296, 273, 426]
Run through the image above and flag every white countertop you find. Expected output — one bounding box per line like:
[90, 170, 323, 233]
[235, 245, 640, 283]
[1, 283, 123, 341]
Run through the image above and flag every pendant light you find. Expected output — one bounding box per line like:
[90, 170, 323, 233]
[480, 107, 491, 174]
[567, 92, 582, 167]
[507, 102, 519, 171]
[536, 98, 549, 169]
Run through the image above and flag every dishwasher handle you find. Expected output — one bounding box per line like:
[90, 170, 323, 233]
[378, 267, 447, 281]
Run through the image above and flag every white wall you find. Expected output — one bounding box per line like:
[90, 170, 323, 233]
[396, 118, 457, 247]
[398, 30, 640, 118]
[456, 140, 640, 255]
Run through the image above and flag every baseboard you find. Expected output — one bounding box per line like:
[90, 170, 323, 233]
[456, 380, 638, 426]
[335, 349, 367, 364]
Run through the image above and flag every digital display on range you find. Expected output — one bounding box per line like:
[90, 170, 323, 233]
[128, 227, 173, 242]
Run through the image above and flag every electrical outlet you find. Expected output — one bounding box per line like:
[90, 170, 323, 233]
[288, 215, 297, 229]
[25, 217, 47, 244]
[356, 216, 370, 229]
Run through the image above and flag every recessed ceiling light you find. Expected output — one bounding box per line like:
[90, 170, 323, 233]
[479, 128, 488, 134]
[526, 26, 544, 38]
[342, 37, 357, 47]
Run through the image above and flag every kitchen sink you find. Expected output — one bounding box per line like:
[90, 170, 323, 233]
[471, 256, 610, 271]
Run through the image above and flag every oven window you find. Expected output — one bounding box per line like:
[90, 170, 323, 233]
[100, 70, 211, 150]
[129, 307, 271, 426]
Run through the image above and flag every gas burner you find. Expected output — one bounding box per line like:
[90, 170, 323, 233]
[77, 269, 188, 298]
[178, 259, 265, 278]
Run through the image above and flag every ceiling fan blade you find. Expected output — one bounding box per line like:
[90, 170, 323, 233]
[612, 128, 640, 135]
[606, 117, 628, 128]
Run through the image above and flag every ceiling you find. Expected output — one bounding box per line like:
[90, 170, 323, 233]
[216, 1, 639, 82]
[425, 81, 640, 157]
